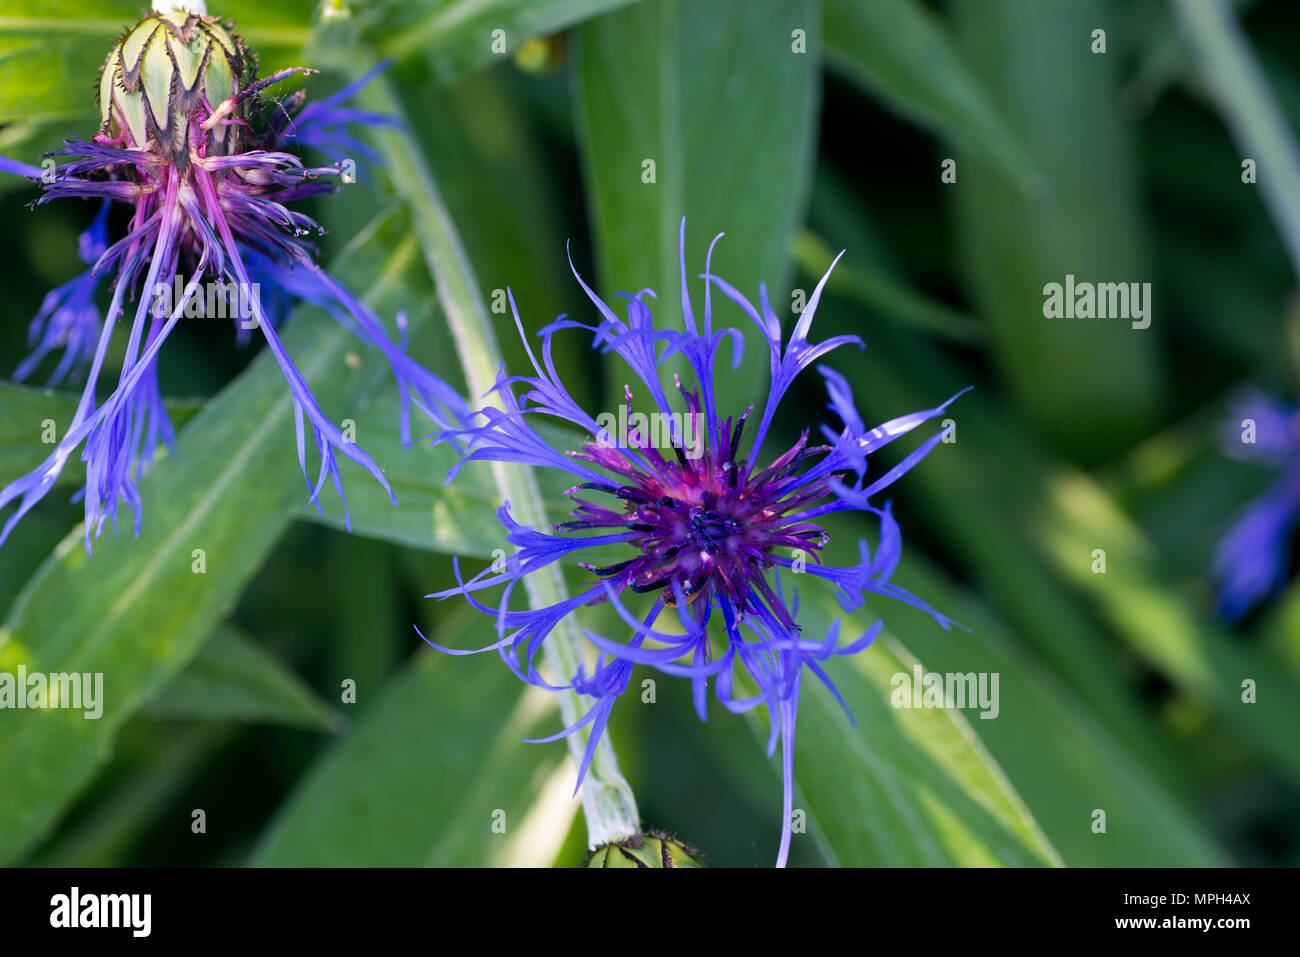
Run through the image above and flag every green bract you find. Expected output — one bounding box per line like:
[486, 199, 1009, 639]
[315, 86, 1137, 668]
[97, 9, 250, 157]
[585, 831, 704, 868]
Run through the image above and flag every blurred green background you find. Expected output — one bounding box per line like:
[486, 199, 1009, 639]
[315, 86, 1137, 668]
[0, 0, 1298, 867]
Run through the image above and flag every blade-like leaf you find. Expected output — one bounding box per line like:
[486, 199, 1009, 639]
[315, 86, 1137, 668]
[0, 382, 201, 492]
[372, 0, 637, 73]
[793, 230, 984, 344]
[800, 163, 1227, 864]
[573, 0, 819, 414]
[772, 599, 1061, 867]
[822, 0, 1041, 191]
[950, 0, 1165, 459]
[833, 311, 1300, 801]
[24, 721, 234, 867]
[143, 624, 337, 731]
[853, 549, 1228, 866]
[301, 389, 574, 554]
[324, 534, 404, 717]
[251, 610, 579, 867]
[1173, 0, 1300, 278]
[1036, 468, 1300, 789]
[298, 390, 507, 555]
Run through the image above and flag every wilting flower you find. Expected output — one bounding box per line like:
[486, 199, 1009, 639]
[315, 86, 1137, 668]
[428, 220, 964, 866]
[0, 0, 462, 548]
[1214, 389, 1300, 620]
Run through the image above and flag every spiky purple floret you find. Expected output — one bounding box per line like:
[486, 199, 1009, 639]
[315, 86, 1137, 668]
[279, 62, 401, 168]
[428, 219, 965, 867]
[1214, 390, 1300, 620]
[0, 49, 463, 550]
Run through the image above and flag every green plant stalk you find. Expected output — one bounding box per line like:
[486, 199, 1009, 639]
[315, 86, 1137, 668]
[363, 73, 640, 847]
[1172, 0, 1300, 279]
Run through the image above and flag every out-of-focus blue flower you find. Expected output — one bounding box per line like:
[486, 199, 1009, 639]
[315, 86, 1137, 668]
[0, 8, 463, 550]
[1214, 389, 1300, 620]
[13, 201, 111, 387]
[428, 220, 965, 866]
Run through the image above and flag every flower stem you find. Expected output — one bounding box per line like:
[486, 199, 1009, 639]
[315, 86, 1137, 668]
[361, 71, 641, 846]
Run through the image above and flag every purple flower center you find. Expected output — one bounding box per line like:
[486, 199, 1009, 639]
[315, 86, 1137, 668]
[569, 390, 835, 629]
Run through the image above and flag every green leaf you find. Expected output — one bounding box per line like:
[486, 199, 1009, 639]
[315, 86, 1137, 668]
[0, 1, 150, 125]
[1172, 0, 1300, 277]
[776, 600, 1061, 867]
[1096, 404, 1270, 582]
[829, 309, 1300, 809]
[1261, 582, 1300, 672]
[573, 0, 820, 413]
[298, 390, 506, 555]
[396, 65, 601, 415]
[693, 489, 1226, 864]
[0, 1, 313, 125]
[1034, 468, 1300, 791]
[950, 0, 1165, 459]
[371, 0, 638, 72]
[25, 720, 234, 867]
[0, 211, 432, 864]
[854, 549, 1228, 866]
[324, 534, 403, 717]
[250, 610, 579, 867]
[801, 165, 1226, 863]
[1161, 231, 1287, 374]
[143, 624, 337, 730]
[301, 388, 574, 554]
[802, 179, 1186, 795]
[821, 0, 1041, 191]
[793, 230, 984, 344]
[0, 382, 201, 492]
[835, 326, 1190, 770]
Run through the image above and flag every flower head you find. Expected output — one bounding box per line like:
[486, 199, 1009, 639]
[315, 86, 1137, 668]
[429, 221, 964, 866]
[1214, 389, 1300, 620]
[0, 3, 462, 548]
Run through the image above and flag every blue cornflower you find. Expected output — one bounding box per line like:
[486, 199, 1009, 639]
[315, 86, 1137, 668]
[0, 3, 463, 549]
[1214, 389, 1300, 620]
[428, 220, 964, 866]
